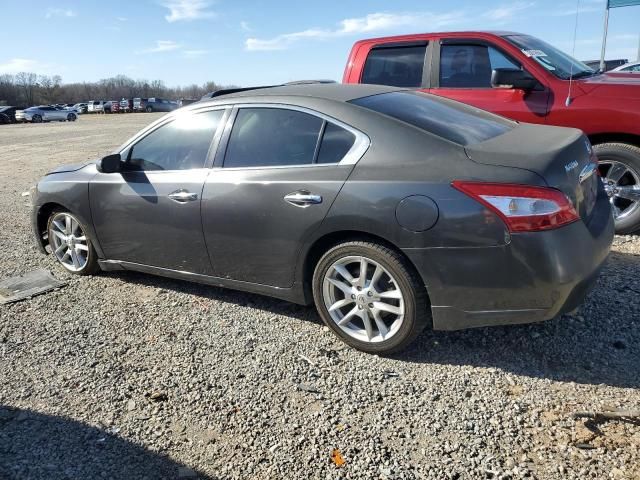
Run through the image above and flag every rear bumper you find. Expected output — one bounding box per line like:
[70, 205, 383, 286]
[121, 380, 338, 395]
[404, 191, 614, 330]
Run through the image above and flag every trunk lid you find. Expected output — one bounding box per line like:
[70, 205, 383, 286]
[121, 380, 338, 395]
[464, 123, 600, 222]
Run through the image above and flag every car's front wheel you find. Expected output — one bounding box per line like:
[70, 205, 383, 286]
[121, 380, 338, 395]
[67, 113, 76, 122]
[47, 210, 99, 275]
[313, 241, 429, 354]
[595, 143, 640, 234]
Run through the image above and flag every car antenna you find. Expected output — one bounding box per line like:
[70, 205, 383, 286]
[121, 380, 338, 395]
[566, 0, 581, 107]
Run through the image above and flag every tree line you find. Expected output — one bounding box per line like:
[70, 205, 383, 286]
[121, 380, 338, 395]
[0, 73, 238, 107]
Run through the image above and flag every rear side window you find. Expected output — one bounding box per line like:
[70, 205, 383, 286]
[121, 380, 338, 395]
[361, 44, 426, 88]
[224, 108, 323, 168]
[317, 123, 355, 164]
[350, 91, 514, 145]
[127, 110, 224, 171]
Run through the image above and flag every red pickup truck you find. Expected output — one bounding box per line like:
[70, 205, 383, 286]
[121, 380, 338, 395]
[344, 31, 640, 233]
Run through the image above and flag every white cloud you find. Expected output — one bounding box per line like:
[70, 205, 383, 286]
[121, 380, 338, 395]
[246, 11, 466, 51]
[162, 0, 216, 22]
[117, 16, 128, 22]
[137, 40, 181, 54]
[552, 5, 600, 16]
[45, 8, 76, 19]
[0, 58, 41, 74]
[481, 2, 535, 21]
[183, 49, 209, 58]
[240, 21, 252, 32]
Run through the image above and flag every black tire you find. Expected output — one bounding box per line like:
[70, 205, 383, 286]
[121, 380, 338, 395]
[67, 113, 76, 122]
[32, 114, 42, 123]
[312, 241, 429, 354]
[594, 142, 640, 234]
[46, 209, 100, 276]
[145, 106, 153, 113]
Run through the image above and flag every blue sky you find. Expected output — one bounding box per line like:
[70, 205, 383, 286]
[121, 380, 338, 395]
[0, 0, 638, 86]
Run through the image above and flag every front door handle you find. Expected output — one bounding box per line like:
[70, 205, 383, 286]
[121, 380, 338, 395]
[284, 191, 323, 208]
[168, 189, 198, 203]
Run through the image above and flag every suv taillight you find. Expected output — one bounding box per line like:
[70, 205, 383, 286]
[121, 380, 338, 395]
[452, 181, 579, 232]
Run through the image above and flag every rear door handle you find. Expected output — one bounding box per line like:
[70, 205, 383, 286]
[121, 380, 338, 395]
[284, 191, 323, 208]
[168, 190, 198, 203]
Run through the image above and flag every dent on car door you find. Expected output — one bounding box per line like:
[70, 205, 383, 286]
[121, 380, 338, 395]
[201, 106, 368, 288]
[90, 108, 228, 274]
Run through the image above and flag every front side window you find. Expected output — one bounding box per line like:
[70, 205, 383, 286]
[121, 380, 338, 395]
[361, 45, 427, 88]
[224, 108, 323, 168]
[127, 110, 224, 171]
[440, 44, 520, 88]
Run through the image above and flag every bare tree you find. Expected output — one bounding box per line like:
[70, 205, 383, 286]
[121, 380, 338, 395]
[15, 72, 39, 106]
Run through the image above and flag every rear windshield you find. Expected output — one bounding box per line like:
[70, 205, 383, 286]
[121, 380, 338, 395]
[350, 91, 514, 145]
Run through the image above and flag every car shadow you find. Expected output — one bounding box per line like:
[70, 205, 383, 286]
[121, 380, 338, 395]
[102, 251, 639, 389]
[0, 406, 214, 480]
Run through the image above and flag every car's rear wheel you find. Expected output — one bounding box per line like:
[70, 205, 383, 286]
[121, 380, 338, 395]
[312, 241, 429, 354]
[32, 114, 42, 123]
[145, 106, 153, 112]
[47, 210, 99, 275]
[67, 113, 76, 122]
[595, 143, 640, 234]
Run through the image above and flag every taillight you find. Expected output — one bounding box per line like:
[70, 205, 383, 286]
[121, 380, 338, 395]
[452, 181, 579, 232]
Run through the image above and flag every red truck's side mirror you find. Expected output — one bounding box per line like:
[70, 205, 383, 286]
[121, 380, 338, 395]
[491, 68, 538, 91]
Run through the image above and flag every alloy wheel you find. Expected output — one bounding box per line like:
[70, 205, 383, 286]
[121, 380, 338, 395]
[49, 213, 89, 272]
[599, 160, 640, 221]
[322, 255, 405, 343]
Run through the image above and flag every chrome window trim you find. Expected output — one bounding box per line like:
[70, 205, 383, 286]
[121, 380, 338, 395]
[221, 102, 371, 169]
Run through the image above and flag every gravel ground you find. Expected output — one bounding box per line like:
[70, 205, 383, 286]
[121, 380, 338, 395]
[0, 115, 639, 480]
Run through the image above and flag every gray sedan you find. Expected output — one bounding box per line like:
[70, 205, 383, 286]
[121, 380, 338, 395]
[31, 84, 613, 353]
[22, 105, 77, 123]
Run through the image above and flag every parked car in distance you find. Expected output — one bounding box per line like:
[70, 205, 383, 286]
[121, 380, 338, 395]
[133, 98, 148, 112]
[178, 98, 198, 108]
[612, 61, 640, 73]
[70, 103, 88, 114]
[103, 101, 120, 114]
[20, 105, 77, 123]
[0, 106, 18, 124]
[87, 101, 105, 113]
[31, 83, 613, 353]
[583, 59, 628, 72]
[144, 97, 178, 112]
[120, 98, 133, 112]
[344, 31, 640, 234]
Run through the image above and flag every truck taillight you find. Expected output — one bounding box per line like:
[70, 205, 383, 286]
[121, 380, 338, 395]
[452, 181, 579, 232]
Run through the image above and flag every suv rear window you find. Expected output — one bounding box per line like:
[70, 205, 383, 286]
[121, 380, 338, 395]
[350, 91, 514, 145]
[361, 44, 426, 88]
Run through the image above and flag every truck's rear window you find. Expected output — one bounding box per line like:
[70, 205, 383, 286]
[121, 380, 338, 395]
[350, 91, 515, 145]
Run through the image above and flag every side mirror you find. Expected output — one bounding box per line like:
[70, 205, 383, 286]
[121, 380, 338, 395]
[97, 153, 122, 173]
[491, 68, 538, 91]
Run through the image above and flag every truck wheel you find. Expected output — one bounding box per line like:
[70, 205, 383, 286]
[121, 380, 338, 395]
[594, 143, 640, 234]
[146, 106, 153, 113]
[312, 241, 430, 354]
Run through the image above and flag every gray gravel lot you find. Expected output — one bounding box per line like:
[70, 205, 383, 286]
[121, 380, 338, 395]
[0, 114, 639, 480]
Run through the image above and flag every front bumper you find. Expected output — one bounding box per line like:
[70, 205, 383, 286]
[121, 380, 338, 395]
[405, 190, 614, 330]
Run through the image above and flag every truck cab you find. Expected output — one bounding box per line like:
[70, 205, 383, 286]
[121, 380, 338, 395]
[344, 31, 640, 233]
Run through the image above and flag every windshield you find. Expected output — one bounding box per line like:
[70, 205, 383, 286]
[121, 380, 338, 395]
[505, 34, 596, 80]
[350, 91, 514, 146]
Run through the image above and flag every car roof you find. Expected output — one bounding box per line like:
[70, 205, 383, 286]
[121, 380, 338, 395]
[351, 30, 522, 45]
[198, 83, 405, 106]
